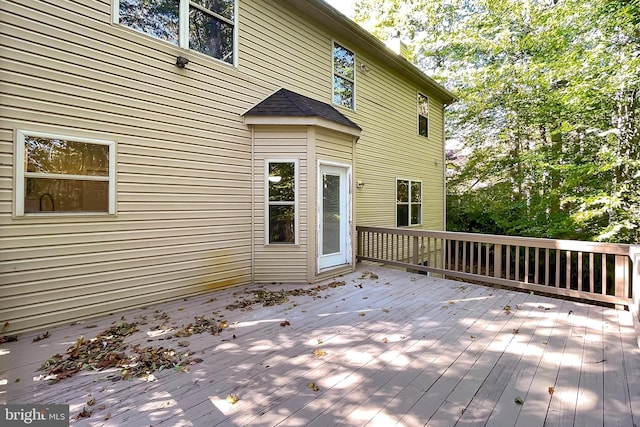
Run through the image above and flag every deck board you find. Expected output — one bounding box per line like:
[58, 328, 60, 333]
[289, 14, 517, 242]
[1, 265, 639, 427]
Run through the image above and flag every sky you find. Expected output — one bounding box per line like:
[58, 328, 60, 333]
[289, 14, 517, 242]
[324, 0, 356, 18]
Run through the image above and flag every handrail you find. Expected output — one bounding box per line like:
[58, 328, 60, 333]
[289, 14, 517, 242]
[357, 226, 640, 310]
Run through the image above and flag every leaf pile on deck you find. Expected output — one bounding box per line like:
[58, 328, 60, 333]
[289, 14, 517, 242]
[38, 280, 346, 383]
[39, 322, 195, 383]
[225, 281, 346, 311]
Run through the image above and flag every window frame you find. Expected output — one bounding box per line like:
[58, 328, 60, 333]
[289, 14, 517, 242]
[418, 92, 429, 138]
[332, 41, 356, 110]
[15, 130, 117, 217]
[113, 0, 238, 67]
[396, 178, 422, 227]
[265, 159, 299, 245]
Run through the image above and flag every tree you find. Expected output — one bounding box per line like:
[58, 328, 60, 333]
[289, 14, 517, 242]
[354, 0, 640, 243]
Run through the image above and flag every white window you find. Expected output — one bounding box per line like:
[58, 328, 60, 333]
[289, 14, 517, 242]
[396, 179, 422, 226]
[333, 42, 355, 109]
[418, 93, 429, 138]
[266, 160, 297, 244]
[115, 0, 237, 65]
[15, 131, 116, 216]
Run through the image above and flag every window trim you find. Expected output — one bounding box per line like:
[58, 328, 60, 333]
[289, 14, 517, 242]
[15, 130, 117, 217]
[264, 159, 299, 245]
[418, 92, 429, 138]
[332, 40, 356, 111]
[113, 0, 239, 68]
[396, 178, 422, 227]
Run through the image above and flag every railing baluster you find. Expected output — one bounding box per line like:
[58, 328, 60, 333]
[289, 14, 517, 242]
[462, 241, 467, 273]
[556, 250, 561, 287]
[589, 253, 594, 293]
[515, 245, 520, 282]
[545, 249, 550, 286]
[485, 243, 490, 276]
[615, 255, 627, 298]
[578, 251, 583, 291]
[566, 250, 571, 289]
[602, 253, 607, 295]
[505, 245, 511, 280]
[525, 247, 530, 283]
[534, 248, 540, 284]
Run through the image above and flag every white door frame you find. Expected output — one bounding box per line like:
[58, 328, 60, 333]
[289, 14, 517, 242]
[318, 161, 352, 272]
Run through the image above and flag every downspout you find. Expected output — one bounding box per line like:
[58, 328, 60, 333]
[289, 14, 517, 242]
[250, 126, 255, 284]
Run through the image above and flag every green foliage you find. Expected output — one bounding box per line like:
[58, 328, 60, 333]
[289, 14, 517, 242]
[355, 0, 640, 243]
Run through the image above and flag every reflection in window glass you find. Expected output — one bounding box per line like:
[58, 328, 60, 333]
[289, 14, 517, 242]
[418, 93, 429, 137]
[396, 179, 421, 226]
[189, 6, 234, 63]
[333, 42, 355, 109]
[118, 0, 179, 45]
[267, 162, 296, 244]
[19, 133, 114, 214]
[118, 0, 235, 64]
[191, 0, 234, 19]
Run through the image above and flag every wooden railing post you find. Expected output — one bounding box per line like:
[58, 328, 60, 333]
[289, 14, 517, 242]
[631, 246, 640, 321]
[494, 244, 502, 279]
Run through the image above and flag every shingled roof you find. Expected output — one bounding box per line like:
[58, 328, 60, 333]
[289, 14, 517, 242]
[243, 88, 362, 131]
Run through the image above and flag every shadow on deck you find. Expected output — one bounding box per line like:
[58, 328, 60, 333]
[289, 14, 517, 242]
[1, 265, 639, 426]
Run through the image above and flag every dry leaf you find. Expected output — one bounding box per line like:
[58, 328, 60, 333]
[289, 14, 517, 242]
[381, 308, 390, 313]
[514, 396, 524, 405]
[97, 404, 106, 411]
[87, 397, 96, 406]
[75, 406, 91, 420]
[548, 386, 554, 395]
[226, 393, 239, 404]
[178, 341, 190, 347]
[3, 322, 9, 331]
[32, 331, 50, 343]
[312, 349, 327, 357]
[178, 307, 184, 311]
[358, 312, 366, 317]
[307, 382, 320, 392]
[513, 329, 519, 335]
[316, 338, 323, 344]
[280, 321, 291, 327]
[504, 305, 512, 314]
[382, 338, 388, 343]
[104, 412, 111, 420]
[470, 335, 475, 339]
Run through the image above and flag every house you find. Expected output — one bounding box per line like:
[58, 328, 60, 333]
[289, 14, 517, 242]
[0, 0, 456, 333]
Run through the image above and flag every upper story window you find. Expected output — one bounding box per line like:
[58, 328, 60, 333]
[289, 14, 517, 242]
[267, 161, 297, 244]
[396, 179, 422, 227]
[15, 130, 116, 216]
[117, 0, 236, 65]
[333, 42, 355, 109]
[418, 93, 429, 138]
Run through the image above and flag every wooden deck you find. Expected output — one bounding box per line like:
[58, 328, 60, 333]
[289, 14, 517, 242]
[2, 265, 639, 426]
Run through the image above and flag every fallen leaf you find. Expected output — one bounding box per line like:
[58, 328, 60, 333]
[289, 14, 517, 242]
[178, 307, 184, 311]
[0, 335, 18, 344]
[381, 308, 390, 313]
[503, 305, 512, 315]
[514, 396, 524, 405]
[548, 387, 554, 395]
[513, 329, 519, 335]
[178, 341, 190, 347]
[14, 378, 20, 383]
[226, 393, 240, 404]
[312, 349, 327, 357]
[280, 321, 291, 327]
[75, 406, 91, 420]
[97, 404, 106, 411]
[358, 312, 366, 317]
[307, 382, 320, 392]
[382, 338, 388, 343]
[3, 322, 9, 331]
[470, 335, 475, 339]
[104, 412, 111, 421]
[32, 331, 50, 343]
[316, 338, 323, 344]
[87, 397, 96, 406]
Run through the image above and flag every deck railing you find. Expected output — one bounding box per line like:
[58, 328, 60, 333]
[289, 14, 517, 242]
[357, 226, 640, 313]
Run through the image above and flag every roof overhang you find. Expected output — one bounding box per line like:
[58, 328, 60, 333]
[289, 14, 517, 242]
[243, 115, 362, 138]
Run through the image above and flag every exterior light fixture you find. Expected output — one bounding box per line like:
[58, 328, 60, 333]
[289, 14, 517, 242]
[176, 56, 189, 68]
[356, 180, 365, 188]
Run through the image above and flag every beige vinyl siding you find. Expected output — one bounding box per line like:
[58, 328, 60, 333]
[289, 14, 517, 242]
[346, 50, 446, 230]
[0, 0, 448, 332]
[252, 126, 309, 283]
[0, 0, 266, 332]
